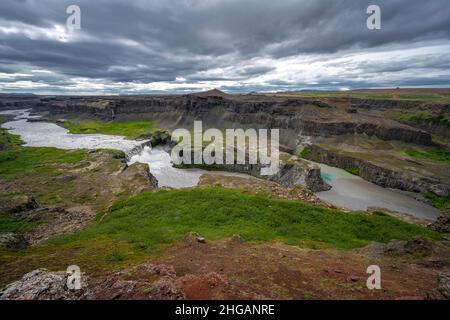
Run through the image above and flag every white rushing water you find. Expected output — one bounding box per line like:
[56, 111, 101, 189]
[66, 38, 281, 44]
[0, 109, 143, 152]
[0, 109, 201, 188]
[0, 109, 441, 219]
[128, 146, 202, 188]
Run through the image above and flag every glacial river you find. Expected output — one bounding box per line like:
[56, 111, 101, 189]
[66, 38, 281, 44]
[316, 163, 440, 220]
[0, 109, 203, 188]
[0, 109, 441, 220]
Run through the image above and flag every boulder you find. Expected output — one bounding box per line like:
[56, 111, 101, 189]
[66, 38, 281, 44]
[0, 233, 28, 249]
[5, 195, 39, 213]
[404, 236, 433, 255]
[0, 269, 90, 300]
[425, 273, 450, 300]
[385, 237, 432, 256]
[385, 239, 407, 256]
[438, 274, 450, 299]
[428, 215, 450, 233]
[358, 242, 385, 258]
[147, 167, 159, 188]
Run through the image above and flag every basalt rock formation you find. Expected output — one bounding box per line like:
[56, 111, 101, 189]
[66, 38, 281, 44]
[32, 94, 436, 146]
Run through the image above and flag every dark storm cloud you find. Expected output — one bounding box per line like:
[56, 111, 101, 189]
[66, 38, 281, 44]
[0, 0, 449, 93]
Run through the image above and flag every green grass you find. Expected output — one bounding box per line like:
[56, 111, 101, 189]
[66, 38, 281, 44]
[104, 251, 125, 264]
[62, 120, 155, 140]
[405, 148, 450, 164]
[0, 214, 39, 233]
[409, 114, 450, 127]
[300, 147, 312, 158]
[0, 147, 86, 178]
[344, 167, 360, 176]
[54, 188, 440, 252]
[423, 192, 450, 210]
[0, 128, 24, 150]
[0, 127, 86, 178]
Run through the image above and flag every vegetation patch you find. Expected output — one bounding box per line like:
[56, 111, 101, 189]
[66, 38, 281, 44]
[344, 167, 360, 176]
[423, 192, 450, 210]
[0, 214, 39, 233]
[0, 147, 86, 178]
[104, 251, 125, 264]
[0, 128, 24, 151]
[62, 120, 155, 140]
[405, 148, 450, 164]
[409, 113, 450, 127]
[54, 188, 440, 252]
[300, 147, 312, 158]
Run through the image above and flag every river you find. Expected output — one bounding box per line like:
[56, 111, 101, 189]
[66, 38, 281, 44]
[0, 109, 441, 220]
[316, 163, 440, 220]
[0, 109, 202, 188]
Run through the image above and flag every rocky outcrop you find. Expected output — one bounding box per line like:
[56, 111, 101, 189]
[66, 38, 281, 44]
[304, 145, 449, 197]
[178, 149, 331, 192]
[293, 121, 433, 145]
[428, 215, 450, 233]
[426, 274, 450, 300]
[93, 263, 185, 300]
[125, 130, 173, 162]
[0, 269, 90, 300]
[0, 195, 39, 214]
[0, 233, 29, 249]
[385, 236, 433, 256]
[269, 161, 331, 192]
[146, 167, 159, 188]
[438, 274, 450, 299]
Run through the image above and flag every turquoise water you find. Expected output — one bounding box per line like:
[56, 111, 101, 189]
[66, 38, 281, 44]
[320, 171, 333, 184]
[315, 162, 440, 221]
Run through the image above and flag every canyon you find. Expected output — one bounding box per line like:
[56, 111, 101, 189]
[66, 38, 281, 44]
[3, 89, 447, 198]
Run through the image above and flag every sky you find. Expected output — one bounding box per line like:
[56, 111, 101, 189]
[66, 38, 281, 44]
[0, 0, 450, 95]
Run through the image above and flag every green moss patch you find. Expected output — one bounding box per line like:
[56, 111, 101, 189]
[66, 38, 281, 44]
[0, 147, 86, 178]
[300, 147, 312, 158]
[423, 192, 450, 210]
[405, 148, 450, 164]
[0, 214, 39, 233]
[344, 167, 360, 176]
[62, 120, 155, 140]
[409, 114, 450, 127]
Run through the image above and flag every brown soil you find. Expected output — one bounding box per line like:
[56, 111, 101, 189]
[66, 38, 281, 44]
[90, 235, 450, 300]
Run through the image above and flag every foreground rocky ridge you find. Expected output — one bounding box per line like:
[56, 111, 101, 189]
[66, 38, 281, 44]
[2, 235, 449, 300]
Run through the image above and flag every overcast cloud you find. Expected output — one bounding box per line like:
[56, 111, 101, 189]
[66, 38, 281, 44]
[0, 0, 449, 94]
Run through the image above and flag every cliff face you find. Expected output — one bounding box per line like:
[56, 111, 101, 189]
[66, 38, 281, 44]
[35, 94, 436, 146]
[346, 98, 450, 112]
[270, 161, 331, 192]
